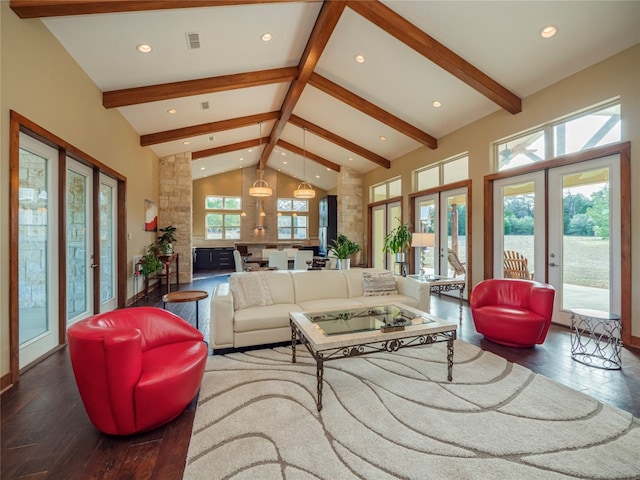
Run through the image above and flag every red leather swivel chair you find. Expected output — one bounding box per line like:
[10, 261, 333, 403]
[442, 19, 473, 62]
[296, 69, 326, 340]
[67, 307, 208, 435]
[470, 279, 556, 348]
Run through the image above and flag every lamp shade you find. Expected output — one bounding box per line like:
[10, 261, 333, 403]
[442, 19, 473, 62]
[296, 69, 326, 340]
[293, 181, 315, 199]
[411, 232, 435, 247]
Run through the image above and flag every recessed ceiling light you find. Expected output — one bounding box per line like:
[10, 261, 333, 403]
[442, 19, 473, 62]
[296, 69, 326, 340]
[379, 136, 387, 142]
[261, 32, 272, 42]
[281, 151, 286, 156]
[283, 161, 288, 165]
[167, 108, 177, 114]
[540, 25, 558, 39]
[200, 167, 205, 170]
[315, 175, 320, 179]
[248, 148, 253, 152]
[183, 141, 191, 145]
[239, 157, 244, 161]
[432, 101, 442, 108]
[354, 54, 366, 64]
[326, 168, 331, 171]
[137, 44, 152, 53]
[348, 157, 354, 161]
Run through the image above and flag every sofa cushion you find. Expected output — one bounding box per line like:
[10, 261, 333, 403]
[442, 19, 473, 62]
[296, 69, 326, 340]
[229, 272, 273, 310]
[262, 271, 295, 304]
[363, 271, 398, 296]
[291, 270, 349, 303]
[234, 304, 302, 332]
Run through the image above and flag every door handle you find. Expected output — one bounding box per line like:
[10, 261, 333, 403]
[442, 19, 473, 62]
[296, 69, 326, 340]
[549, 262, 558, 267]
[90, 264, 99, 269]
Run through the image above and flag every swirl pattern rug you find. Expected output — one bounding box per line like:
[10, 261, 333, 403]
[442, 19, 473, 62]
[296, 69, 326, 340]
[184, 341, 640, 479]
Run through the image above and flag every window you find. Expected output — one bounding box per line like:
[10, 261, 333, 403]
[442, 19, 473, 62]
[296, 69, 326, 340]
[204, 196, 242, 240]
[496, 100, 621, 172]
[371, 177, 402, 202]
[415, 154, 469, 191]
[277, 198, 308, 240]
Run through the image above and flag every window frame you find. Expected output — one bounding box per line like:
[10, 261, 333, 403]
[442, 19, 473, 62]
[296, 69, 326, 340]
[204, 195, 243, 240]
[277, 198, 309, 240]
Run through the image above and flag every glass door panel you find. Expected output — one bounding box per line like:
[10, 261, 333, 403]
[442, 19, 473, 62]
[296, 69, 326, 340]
[371, 205, 386, 269]
[99, 174, 117, 312]
[441, 189, 467, 279]
[414, 194, 438, 277]
[493, 172, 545, 281]
[66, 159, 94, 325]
[548, 156, 620, 326]
[18, 134, 60, 367]
[387, 202, 402, 274]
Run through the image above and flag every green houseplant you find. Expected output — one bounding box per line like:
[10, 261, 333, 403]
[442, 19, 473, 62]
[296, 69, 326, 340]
[139, 251, 163, 277]
[157, 225, 177, 254]
[328, 234, 361, 269]
[382, 220, 413, 263]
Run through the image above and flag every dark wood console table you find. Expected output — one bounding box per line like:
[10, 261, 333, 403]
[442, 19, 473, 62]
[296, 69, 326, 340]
[144, 253, 179, 297]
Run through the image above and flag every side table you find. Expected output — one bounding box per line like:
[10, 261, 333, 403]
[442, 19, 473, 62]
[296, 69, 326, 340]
[570, 308, 622, 370]
[163, 290, 209, 330]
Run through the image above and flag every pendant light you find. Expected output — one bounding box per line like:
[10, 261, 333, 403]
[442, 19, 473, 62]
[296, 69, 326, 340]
[249, 122, 272, 197]
[294, 127, 315, 199]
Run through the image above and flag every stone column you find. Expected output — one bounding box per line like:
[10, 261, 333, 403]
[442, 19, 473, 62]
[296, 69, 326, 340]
[336, 166, 364, 265]
[159, 152, 192, 284]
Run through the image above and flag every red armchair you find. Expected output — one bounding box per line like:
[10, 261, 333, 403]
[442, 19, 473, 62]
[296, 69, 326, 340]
[470, 279, 556, 348]
[67, 307, 208, 435]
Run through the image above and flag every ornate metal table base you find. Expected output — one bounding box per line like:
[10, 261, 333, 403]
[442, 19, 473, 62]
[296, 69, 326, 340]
[429, 282, 465, 323]
[291, 320, 456, 411]
[570, 309, 622, 370]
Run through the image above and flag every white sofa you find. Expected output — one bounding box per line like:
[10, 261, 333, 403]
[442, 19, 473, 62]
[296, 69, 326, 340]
[209, 268, 431, 349]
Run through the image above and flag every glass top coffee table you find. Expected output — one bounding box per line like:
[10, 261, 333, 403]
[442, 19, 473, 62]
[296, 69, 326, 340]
[289, 303, 457, 411]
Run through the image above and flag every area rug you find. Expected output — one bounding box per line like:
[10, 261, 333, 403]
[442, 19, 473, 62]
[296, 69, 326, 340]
[184, 340, 640, 479]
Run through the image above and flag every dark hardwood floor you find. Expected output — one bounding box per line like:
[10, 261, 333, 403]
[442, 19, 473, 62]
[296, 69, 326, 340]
[3, 272, 639, 479]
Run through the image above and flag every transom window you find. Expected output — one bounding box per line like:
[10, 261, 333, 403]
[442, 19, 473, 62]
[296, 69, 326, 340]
[496, 100, 621, 172]
[277, 198, 308, 240]
[205, 196, 242, 240]
[414, 154, 469, 191]
[371, 177, 401, 202]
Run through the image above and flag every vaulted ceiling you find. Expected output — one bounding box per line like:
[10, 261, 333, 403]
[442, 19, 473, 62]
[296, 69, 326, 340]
[11, 1, 640, 190]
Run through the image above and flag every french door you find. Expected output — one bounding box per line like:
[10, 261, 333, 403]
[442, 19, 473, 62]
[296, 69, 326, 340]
[494, 156, 621, 326]
[66, 159, 95, 325]
[370, 201, 401, 271]
[18, 135, 60, 368]
[414, 186, 468, 299]
[99, 174, 118, 312]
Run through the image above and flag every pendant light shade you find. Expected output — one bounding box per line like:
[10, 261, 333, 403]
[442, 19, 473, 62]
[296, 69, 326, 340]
[294, 127, 315, 199]
[249, 122, 272, 197]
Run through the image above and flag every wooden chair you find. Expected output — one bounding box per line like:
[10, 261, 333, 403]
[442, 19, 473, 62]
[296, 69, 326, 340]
[503, 250, 534, 279]
[447, 249, 466, 277]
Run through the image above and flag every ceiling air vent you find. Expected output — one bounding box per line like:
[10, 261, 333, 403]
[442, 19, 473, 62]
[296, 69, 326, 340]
[185, 32, 201, 50]
[201, 101, 210, 110]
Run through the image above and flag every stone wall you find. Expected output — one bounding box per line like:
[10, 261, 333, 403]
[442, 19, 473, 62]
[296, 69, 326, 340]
[336, 166, 364, 265]
[159, 152, 193, 284]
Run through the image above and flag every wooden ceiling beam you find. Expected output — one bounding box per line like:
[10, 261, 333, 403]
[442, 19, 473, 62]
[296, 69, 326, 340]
[289, 114, 390, 169]
[10, 0, 301, 18]
[259, 0, 347, 170]
[191, 137, 268, 160]
[347, 0, 522, 114]
[277, 139, 341, 172]
[140, 111, 279, 146]
[309, 73, 438, 149]
[103, 67, 298, 108]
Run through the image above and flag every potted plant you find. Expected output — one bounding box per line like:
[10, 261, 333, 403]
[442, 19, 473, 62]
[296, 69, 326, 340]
[157, 225, 177, 254]
[138, 250, 163, 278]
[328, 234, 361, 270]
[382, 220, 413, 264]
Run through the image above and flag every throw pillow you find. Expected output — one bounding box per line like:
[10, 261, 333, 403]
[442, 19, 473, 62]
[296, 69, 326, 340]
[363, 271, 398, 296]
[229, 272, 274, 310]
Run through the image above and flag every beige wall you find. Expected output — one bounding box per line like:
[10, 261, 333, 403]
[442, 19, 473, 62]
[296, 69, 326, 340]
[1, 4, 161, 380]
[193, 168, 327, 246]
[364, 43, 640, 337]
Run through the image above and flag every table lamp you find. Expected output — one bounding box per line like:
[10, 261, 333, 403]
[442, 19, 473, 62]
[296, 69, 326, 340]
[411, 233, 435, 279]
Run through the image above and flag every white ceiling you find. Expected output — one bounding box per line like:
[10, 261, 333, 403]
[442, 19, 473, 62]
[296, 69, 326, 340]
[30, 1, 640, 190]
